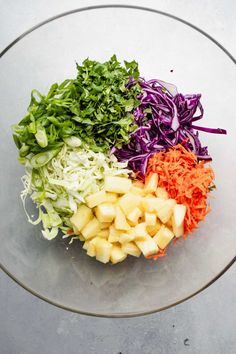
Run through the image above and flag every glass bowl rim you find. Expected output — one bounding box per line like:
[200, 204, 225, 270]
[0, 4, 235, 318]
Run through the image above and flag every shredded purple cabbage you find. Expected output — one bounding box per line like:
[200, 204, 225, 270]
[112, 78, 227, 175]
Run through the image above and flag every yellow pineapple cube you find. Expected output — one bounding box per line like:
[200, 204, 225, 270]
[108, 225, 122, 243]
[144, 212, 156, 226]
[127, 207, 142, 226]
[134, 222, 148, 240]
[81, 217, 100, 240]
[155, 187, 169, 200]
[146, 220, 162, 236]
[95, 203, 116, 223]
[144, 173, 158, 194]
[105, 192, 118, 203]
[119, 230, 135, 244]
[157, 199, 176, 223]
[121, 242, 141, 257]
[97, 229, 109, 239]
[86, 190, 107, 208]
[95, 238, 112, 264]
[153, 225, 174, 249]
[118, 193, 141, 216]
[104, 176, 132, 194]
[110, 245, 127, 264]
[135, 235, 159, 257]
[114, 207, 130, 231]
[87, 242, 96, 257]
[70, 205, 93, 232]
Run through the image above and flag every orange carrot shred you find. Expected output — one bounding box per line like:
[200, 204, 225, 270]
[146, 144, 214, 236]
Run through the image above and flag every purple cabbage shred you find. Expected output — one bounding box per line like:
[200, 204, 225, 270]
[113, 78, 227, 175]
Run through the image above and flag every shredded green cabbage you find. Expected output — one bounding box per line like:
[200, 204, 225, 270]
[21, 143, 131, 240]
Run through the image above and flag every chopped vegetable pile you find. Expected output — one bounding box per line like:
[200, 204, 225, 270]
[12, 56, 227, 264]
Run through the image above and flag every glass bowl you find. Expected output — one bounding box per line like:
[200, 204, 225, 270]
[0, 5, 235, 317]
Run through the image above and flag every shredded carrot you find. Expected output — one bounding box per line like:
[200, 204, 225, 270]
[146, 144, 214, 236]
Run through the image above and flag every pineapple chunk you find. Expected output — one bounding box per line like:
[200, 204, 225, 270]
[121, 242, 141, 257]
[100, 222, 112, 230]
[104, 176, 131, 194]
[90, 237, 100, 247]
[83, 241, 89, 250]
[135, 235, 159, 257]
[114, 207, 130, 231]
[70, 205, 93, 232]
[81, 217, 100, 240]
[144, 173, 158, 194]
[78, 235, 85, 241]
[141, 197, 165, 213]
[97, 229, 109, 239]
[118, 193, 141, 216]
[105, 192, 118, 203]
[155, 187, 169, 200]
[146, 219, 162, 236]
[132, 181, 144, 189]
[108, 225, 122, 243]
[86, 190, 107, 208]
[171, 215, 184, 238]
[95, 203, 116, 223]
[157, 199, 176, 223]
[153, 225, 174, 249]
[130, 186, 145, 196]
[165, 218, 173, 229]
[119, 230, 135, 244]
[87, 242, 96, 257]
[127, 207, 142, 226]
[95, 238, 112, 263]
[134, 222, 148, 240]
[110, 245, 127, 264]
[173, 204, 186, 227]
[144, 212, 156, 226]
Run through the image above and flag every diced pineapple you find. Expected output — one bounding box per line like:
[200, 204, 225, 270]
[121, 242, 141, 257]
[105, 192, 118, 203]
[132, 181, 144, 189]
[173, 204, 186, 227]
[78, 235, 85, 241]
[119, 230, 135, 244]
[83, 241, 89, 250]
[144, 173, 158, 194]
[70, 205, 93, 232]
[114, 207, 130, 231]
[104, 176, 132, 194]
[90, 237, 100, 247]
[155, 187, 169, 200]
[118, 193, 141, 216]
[141, 197, 165, 213]
[144, 212, 156, 226]
[108, 225, 122, 243]
[157, 199, 176, 223]
[134, 222, 148, 240]
[110, 245, 127, 264]
[171, 215, 184, 238]
[95, 238, 112, 264]
[135, 235, 159, 257]
[81, 217, 100, 240]
[130, 186, 145, 196]
[165, 218, 173, 229]
[97, 229, 109, 239]
[85, 190, 107, 208]
[127, 207, 142, 226]
[153, 225, 174, 249]
[100, 222, 112, 230]
[146, 219, 162, 236]
[172, 220, 184, 238]
[87, 242, 96, 257]
[95, 203, 116, 223]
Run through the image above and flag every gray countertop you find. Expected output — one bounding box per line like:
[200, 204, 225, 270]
[1, 1, 235, 353]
